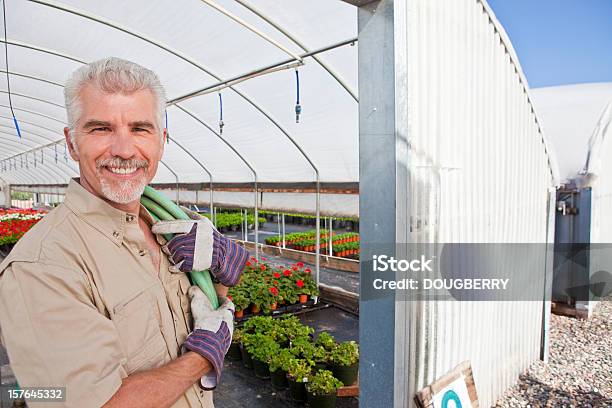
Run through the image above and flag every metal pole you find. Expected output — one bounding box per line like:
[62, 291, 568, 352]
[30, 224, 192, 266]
[282, 213, 286, 248]
[254, 178, 259, 260]
[329, 217, 333, 256]
[277, 212, 281, 246]
[315, 173, 320, 286]
[159, 160, 180, 205]
[209, 180, 214, 226]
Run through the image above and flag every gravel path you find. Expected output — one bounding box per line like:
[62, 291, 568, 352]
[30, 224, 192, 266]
[494, 297, 612, 408]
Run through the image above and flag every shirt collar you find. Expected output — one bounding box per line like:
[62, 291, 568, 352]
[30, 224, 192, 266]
[63, 178, 155, 246]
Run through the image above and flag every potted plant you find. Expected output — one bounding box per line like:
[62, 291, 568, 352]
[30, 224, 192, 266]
[315, 332, 337, 352]
[278, 315, 313, 341]
[240, 333, 255, 369]
[329, 341, 359, 386]
[306, 369, 344, 408]
[286, 358, 312, 402]
[228, 290, 249, 319]
[268, 349, 293, 390]
[247, 334, 280, 379]
[227, 328, 243, 362]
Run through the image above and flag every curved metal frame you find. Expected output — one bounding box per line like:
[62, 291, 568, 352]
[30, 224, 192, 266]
[159, 160, 180, 205]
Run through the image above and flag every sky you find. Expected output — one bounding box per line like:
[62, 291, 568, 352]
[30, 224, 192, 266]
[488, 0, 612, 88]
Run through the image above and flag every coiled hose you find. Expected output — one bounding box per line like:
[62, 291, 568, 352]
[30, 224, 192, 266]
[140, 186, 219, 309]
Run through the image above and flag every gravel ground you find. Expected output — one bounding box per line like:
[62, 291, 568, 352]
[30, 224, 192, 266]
[494, 297, 612, 408]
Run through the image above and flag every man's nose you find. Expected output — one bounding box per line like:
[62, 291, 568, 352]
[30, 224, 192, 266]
[109, 127, 137, 158]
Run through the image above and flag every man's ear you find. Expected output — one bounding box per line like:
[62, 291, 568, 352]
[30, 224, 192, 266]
[64, 127, 80, 161]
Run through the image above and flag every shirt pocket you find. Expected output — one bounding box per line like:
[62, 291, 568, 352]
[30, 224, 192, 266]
[112, 287, 167, 374]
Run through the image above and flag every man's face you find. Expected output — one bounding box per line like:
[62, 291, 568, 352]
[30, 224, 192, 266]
[64, 84, 165, 205]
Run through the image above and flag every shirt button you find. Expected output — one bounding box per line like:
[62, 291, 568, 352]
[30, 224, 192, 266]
[112, 231, 120, 238]
[126, 215, 135, 222]
[139, 249, 147, 256]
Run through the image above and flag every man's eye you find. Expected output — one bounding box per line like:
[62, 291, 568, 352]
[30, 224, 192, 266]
[91, 127, 110, 132]
[133, 127, 149, 133]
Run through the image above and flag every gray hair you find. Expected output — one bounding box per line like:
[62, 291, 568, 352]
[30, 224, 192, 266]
[64, 57, 167, 139]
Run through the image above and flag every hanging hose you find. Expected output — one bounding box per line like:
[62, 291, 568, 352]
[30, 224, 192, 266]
[140, 186, 220, 309]
[295, 69, 302, 123]
[218, 93, 224, 135]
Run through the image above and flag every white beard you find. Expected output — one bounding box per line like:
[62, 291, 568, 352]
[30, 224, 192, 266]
[98, 174, 147, 204]
[95, 157, 150, 204]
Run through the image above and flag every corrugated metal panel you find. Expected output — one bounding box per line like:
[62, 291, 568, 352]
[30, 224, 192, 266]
[400, 0, 557, 406]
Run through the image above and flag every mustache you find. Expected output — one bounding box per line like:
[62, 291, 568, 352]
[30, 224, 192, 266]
[96, 157, 149, 170]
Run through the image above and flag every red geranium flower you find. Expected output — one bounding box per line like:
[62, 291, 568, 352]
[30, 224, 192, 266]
[273, 272, 281, 278]
[262, 257, 267, 261]
[283, 270, 292, 277]
[296, 262, 304, 268]
[260, 264, 267, 271]
[291, 266, 298, 271]
[245, 261, 251, 267]
[227, 295, 233, 301]
[296, 280, 304, 288]
[273, 280, 279, 286]
[269, 287, 279, 296]
[304, 268, 312, 274]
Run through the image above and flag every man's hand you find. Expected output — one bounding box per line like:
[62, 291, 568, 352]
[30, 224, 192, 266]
[151, 211, 249, 287]
[181, 286, 234, 390]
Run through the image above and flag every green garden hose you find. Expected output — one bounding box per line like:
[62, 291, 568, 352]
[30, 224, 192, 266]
[141, 186, 220, 309]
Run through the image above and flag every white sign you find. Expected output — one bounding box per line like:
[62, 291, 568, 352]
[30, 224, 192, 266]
[432, 376, 472, 408]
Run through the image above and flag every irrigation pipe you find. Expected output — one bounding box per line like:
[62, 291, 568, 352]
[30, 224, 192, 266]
[140, 185, 219, 309]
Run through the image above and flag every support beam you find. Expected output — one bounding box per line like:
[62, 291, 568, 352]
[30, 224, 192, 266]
[358, 1, 410, 407]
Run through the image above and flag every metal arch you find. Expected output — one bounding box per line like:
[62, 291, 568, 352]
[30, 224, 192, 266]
[0, 104, 65, 124]
[0, 38, 85, 64]
[0, 69, 65, 88]
[165, 134, 214, 221]
[197, 0, 302, 62]
[0, 140, 78, 182]
[173, 103, 260, 260]
[1, 156, 67, 187]
[0, 89, 65, 109]
[234, 0, 358, 102]
[0, 124, 60, 145]
[158, 160, 180, 205]
[0, 114, 64, 135]
[26, 1, 317, 177]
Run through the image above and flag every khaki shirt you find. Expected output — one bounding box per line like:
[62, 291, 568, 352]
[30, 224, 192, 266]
[0, 179, 213, 408]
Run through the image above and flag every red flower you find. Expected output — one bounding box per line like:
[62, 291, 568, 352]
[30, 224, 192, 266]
[260, 264, 267, 271]
[268, 287, 279, 296]
[291, 266, 298, 271]
[227, 295, 233, 301]
[273, 272, 281, 278]
[283, 270, 292, 277]
[245, 261, 251, 267]
[304, 268, 312, 274]
[296, 280, 305, 288]
[296, 262, 304, 268]
[262, 257, 267, 261]
[273, 280, 279, 286]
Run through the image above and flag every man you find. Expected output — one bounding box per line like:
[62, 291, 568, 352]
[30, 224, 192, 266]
[0, 57, 249, 407]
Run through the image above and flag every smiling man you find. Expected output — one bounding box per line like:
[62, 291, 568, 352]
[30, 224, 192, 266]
[0, 57, 248, 408]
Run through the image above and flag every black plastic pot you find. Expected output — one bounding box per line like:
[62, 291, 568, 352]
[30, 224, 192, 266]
[288, 378, 307, 402]
[270, 369, 288, 390]
[227, 342, 242, 362]
[307, 391, 337, 408]
[331, 362, 358, 386]
[313, 361, 327, 374]
[240, 344, 254, 369]
[252, 358, 271, 379]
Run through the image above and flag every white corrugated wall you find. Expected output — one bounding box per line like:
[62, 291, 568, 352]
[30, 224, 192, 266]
[399, 0, 557, 406]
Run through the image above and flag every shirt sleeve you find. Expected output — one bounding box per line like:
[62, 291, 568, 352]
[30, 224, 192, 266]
[0, 261, 128, 408]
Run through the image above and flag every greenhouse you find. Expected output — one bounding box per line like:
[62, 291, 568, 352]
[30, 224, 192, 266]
[532, 82, 612, 318]
[0, 1, 609, 408]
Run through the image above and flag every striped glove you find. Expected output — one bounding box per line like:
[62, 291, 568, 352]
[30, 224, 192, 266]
[151, 211, 249, 286]
[182, 286, 234, 390]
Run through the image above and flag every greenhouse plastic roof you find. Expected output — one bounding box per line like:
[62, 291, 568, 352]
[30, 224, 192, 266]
[531, 82, 612, 182]
[0, 0, 358, 185]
